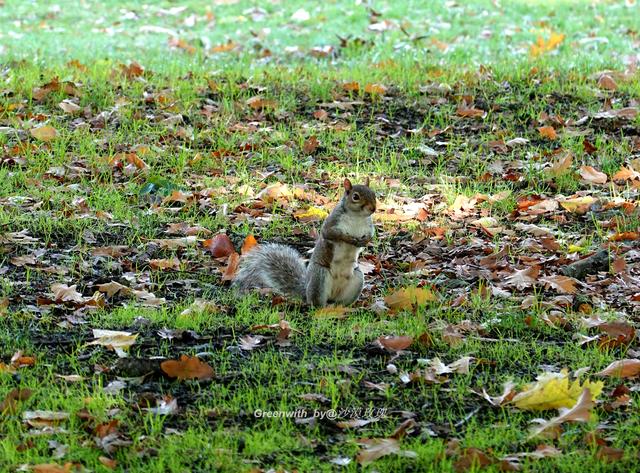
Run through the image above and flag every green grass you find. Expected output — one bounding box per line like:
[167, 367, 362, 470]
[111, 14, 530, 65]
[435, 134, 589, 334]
[1, 0, 640, 472]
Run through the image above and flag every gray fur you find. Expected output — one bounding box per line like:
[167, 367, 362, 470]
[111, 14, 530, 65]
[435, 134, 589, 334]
[234, 180, 376, 307]
[233, 243, 307, 298]
[305, 263, 330, 307]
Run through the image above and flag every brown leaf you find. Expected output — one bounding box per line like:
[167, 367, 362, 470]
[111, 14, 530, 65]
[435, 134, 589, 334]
[356, 438, 400, 465]
[597, 74, 617, 91]
[33, 464, 74, 473]
[160, 355, 214, 381]
[222, 252, 240, 281]
[456, 104, 486, 118]
[540, 275, 578, 294]
[98, 457, 118, 469]
[505, 265, 540, 289]
[31, 125, 58, 142]
[596, 359, 640, 378]
[596, 446, 624, 462]
[51, 283, 84, 303]
[203, 234, 235, 258]
[548, 151, 572, 176]
[303, 135, 320, 154]
[58, 100, 81, 114]
[529, 388, 594, 438]
[246, 96, 276, 110]
[377, 335, 413, 352]
[583, 139, 597, 155]
[149, 258, 181, 271]
[579, 166, 607, 184]
[453, 448, 495, 472]
[0, 388, 32, 414]
[538, 126, 557, 140]
[313, 109, 328, 120]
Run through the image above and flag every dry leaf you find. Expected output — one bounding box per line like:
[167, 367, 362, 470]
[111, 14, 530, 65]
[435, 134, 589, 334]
[538, 126, 557, 140]
[203, 234, 235, 258]
[377, 335, 413, 352]
[31, 125, 58, 142]
[160, 355, 214, 380]
[222, 252, 240, 281]
[579, 166, 607, 184]
[384, 287, 436, 311]
[596, 359, 640, 378]
[529, 388, 594, 438]
[540, 275, 578, 294]
[597, 74, 617, 91]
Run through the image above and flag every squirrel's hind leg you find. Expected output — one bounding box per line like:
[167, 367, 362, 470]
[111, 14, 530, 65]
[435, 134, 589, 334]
[334, 268, 364, 306]
[306, 263, 330, 307]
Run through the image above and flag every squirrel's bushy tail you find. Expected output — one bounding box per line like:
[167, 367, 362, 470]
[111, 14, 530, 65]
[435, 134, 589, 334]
[233, 243, 307, 299]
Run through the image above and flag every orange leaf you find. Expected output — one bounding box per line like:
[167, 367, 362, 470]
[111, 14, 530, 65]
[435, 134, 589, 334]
[364, 83, 387, 95]
[160, 355, 214, 380]
[246, 96, 276, 110]
[538, 126, 557, 140]
[222, 252, 240, 281]
[342, 81, 360, 92]
[241, 235, 258, 255]
[377, 335, 413, 351]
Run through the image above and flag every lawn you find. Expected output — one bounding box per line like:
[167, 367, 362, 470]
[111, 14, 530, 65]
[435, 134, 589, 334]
[1, 0, 640, 472]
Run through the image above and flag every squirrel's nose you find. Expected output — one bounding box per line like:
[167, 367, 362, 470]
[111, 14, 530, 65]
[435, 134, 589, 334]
[368, 204, 376, 213]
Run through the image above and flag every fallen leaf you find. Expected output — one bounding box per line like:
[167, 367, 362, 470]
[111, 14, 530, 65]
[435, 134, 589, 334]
[596, 359, 640, 378]
[31, 125, 58, 142]
[597, 74, 617, 91]
[203, 234, 235, 258]
[540, 275, 578, 294]
[377, 335, 413, 352]
[529, 388, 594, 438]
[384, 287, 437, 311]
[222, 252, 240, 281]
[538, 126, 557, 140]
[512, 370, 603, 410]
[579, 166, 607, 184]
[530, 32, 565, 57]
[560, 196, 597, 214]
[0, 388, 32, 414]
[160, 355, 214, 381]
[505, 266, 540, 290]
[364, 83, 387, 95]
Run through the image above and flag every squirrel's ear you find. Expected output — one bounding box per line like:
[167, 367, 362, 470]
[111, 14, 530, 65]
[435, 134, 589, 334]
[343, 178, 352, 192]
[364, 177, 370, 187]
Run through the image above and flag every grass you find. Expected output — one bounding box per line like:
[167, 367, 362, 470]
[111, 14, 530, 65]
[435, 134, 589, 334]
[1, 0, 640, 472]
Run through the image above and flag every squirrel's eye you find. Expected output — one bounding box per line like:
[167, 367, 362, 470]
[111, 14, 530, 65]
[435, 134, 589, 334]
[352, 192, 360, 201]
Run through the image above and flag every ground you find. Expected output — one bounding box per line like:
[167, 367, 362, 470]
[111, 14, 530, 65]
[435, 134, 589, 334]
[1, 1, 640, 472]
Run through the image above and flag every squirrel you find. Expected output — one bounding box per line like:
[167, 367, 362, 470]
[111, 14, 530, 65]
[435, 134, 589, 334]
[233, 178, 376, 307]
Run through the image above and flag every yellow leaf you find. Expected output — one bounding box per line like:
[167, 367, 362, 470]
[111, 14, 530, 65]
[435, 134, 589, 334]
[364, 83, 387, 95]
[293, 206, 329, 222]
[512, 370, 603, 411]
[560, 196, 597, 214]
[30, 125, 58, 142]
[384, 287, 436, 311]
[530, 32, 565, 57]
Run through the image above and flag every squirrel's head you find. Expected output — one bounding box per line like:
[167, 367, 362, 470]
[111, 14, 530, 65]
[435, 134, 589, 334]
[342, 178, 376, 215]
